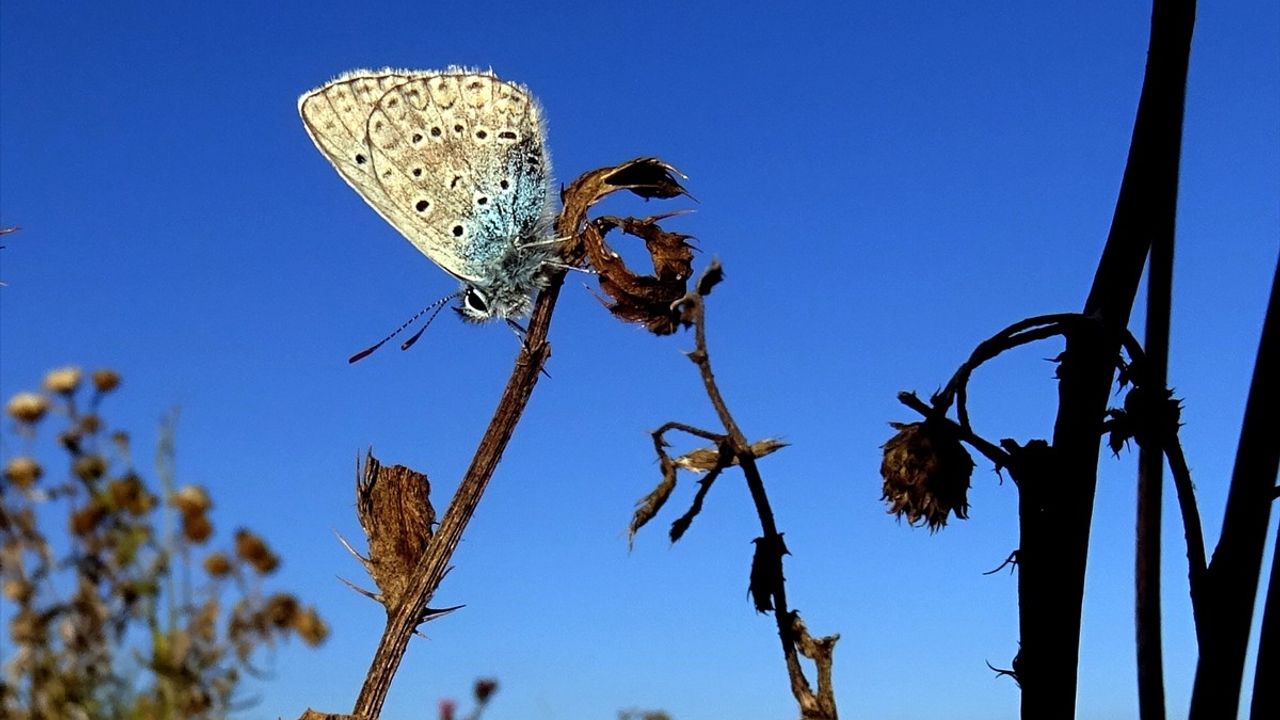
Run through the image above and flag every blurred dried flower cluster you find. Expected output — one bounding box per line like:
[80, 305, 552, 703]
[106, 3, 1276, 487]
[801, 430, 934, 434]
[1, 366, 327, 719]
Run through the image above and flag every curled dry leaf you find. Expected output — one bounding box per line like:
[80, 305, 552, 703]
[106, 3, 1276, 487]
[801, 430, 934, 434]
[749, 533, 790, 613]
[563, 157, 696, 335]
[627, 457, 677, 547]
[356, 451, 436, 607]
[674, 438, 788, 473]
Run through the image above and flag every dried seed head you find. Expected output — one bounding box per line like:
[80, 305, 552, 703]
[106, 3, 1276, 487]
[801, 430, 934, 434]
[265, 593, 301, 628]
[234, 529, 280, 574]
[6, 392, 49, 424]
[74, 454, 107, 482]
[43, 366, 83, 395]
[70, 502, 108, 536]
[171, 484, 212, 516]
[880, 418, 974, 531]
[182, 512, 214, 543]
[91, 369, 122, 393]
[4, 456, 43, 488]
[474, 678, 499, 703]
[202, 552, 232, 577]
[109, 474, 153, 514]
[77, 413, 103, 434]
[3, 578, 33, 603]
[293, 606, 329, 646]
[10, 609, 44, 644]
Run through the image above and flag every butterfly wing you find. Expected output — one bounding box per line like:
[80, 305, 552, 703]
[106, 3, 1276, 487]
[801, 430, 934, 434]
[299, 69, 478, 282]
[364, 72, 551, 282]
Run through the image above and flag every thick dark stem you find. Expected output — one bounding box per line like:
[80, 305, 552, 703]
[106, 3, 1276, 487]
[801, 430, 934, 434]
[1250, 514, 1280, 719]
[1019, 1, 1195, 717]
[1135, 83, 1177, 718]
[1189, 256, 1280, 718]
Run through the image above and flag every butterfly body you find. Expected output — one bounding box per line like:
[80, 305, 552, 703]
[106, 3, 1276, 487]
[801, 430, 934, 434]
[299, 68, 556, 321]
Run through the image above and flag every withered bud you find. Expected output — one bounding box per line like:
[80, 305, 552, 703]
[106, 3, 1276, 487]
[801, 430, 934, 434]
[474, 678, 499, 703]
[293, 606, 329, 646]
[171, 484, 212, 516]
[43, 366, 82, 395]
[10, 609, 45, 644]
[58, 430, 83, 454]
[182, 513, 214, 543]
[6, 392, 49, 424]
[74, 454, 107, 482]
[1123, 384, 1183, 446]
[264, 592, 301, 628]
[70, 502, 108, 536]
[880, 418, 974, 531]
[674, 438, 787, 473]
[202, 552, 232, 577]
[4, 456, 43, 488]
[3, 578, 33, 603]
[109, 474, 153, 514]
[77, 413, 103, 434]
[234, 529, 280, 574]
[91, 369, 122, 393]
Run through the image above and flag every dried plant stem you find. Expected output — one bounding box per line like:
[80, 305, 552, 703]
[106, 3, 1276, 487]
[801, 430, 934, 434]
[350, 274, 563, 719]
[676, 268, 839, 719]
[344, 160, 679, 719]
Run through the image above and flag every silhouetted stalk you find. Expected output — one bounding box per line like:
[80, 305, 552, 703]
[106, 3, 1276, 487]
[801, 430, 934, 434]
[1189, 257, 1280, 718]
[1135, 87, 1176, 719]
[1019, 1, 1195, 716]
[1251, 511, 1280, 719]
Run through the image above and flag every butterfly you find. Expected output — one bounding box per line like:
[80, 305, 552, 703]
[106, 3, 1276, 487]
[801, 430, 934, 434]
[299, 68, 558, 326]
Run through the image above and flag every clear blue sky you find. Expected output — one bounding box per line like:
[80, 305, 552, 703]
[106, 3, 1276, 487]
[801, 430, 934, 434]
[2, 1, 1277, 718]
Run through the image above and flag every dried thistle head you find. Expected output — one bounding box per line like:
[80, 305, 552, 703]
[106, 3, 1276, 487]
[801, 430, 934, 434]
[172, 485, 212, 516]
[202, 552, 232, 578]
[108, 474, 153, 514]
[4, 456, 42, 488]
[234, 529, 279, 574]
[880, 418, 974, 531]
[6, 392, 50, 424]
[292, 606, 328, 646]
[73, 455, 107, 483]
[182, 512, 214, 543]
[43, 366, 83, 395]
[91, 369, 121, 394]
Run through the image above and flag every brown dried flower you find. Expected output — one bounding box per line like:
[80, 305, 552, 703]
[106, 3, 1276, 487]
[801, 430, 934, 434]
[293, 606, 329, 646]
[474, 678, 499, 703]
[203, 552, 232, 577]
[73, 454, 107, 482]
[183, 512, 214, 543]
[3, 578, 33, 603]
[264, 593, 301, 628]
[234, 529, 280, 574]
[172, 484, 212, 516]
[6, 392, 49, 424]
[43, 366, 83, 395]
[70, 502, 108, 536]
[91, 368, 122, 393]
[880, 418, 974, 531]
[4, 456, 43, 488]
[109, 474, 153, 514]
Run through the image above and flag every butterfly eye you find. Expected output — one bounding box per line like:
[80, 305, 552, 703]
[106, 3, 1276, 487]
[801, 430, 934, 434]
[464, 289, 489, 315]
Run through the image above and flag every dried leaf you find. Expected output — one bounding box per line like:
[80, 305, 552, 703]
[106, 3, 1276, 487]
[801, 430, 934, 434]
[749, 533, 789, 613]
[356, 451, 435, 607]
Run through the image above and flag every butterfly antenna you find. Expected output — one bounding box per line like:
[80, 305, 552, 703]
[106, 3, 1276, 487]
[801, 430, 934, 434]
[348, 293, 457, 363]
[400, 299, 451, 352]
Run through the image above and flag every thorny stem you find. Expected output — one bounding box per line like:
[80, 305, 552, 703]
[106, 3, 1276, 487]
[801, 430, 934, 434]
[675, 270, 838, 719]
[344, 159, 677, 719]
[350, 272, 564, 719]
